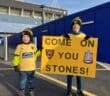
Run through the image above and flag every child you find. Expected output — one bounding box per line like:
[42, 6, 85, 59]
[12, 28, 41, 96]
[65, 17, 87, 96]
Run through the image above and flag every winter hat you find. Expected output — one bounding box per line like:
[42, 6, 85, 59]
[22, 28, 33, 38]
[71, 17, 82, 28]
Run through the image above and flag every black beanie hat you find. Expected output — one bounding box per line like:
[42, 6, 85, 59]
[71, 17, 82, 28]
[22, 28, 33, 37]
[22, 31, 32, 39]
[22, 28, 33, 43]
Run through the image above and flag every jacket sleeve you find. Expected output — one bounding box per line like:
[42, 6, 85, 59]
[12, 45, 20, 67]
[32, 44, 41, 58]
[35, 50, 41, 58]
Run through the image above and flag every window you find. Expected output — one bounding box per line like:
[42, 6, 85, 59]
[45, 13, 52, 20]
[0, 6, 8, 14]
[10, 7, 21, 16]
[23, 9, 32, 17]
[54, 14, 61, 19]
[34, 11, 42, 19]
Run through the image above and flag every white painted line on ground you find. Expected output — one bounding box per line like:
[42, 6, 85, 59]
[96, 69, 110, 71]
[5, 80, 19, 93]
[0, 68, 40, 71]
[0, 68, 13, 70]
[0, 61, 11, 65]
[35, 71, 97, 96]
[97, 61, 110, 70]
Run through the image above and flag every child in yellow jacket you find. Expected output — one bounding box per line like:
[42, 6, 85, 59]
[12, 28, 40, 96]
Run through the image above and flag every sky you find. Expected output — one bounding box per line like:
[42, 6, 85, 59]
[24, 0, 110, 14]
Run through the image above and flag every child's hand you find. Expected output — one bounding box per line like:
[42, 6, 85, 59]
[14, 66, 19, 72]
[63, 34, 70, 39]
[84, 36, 91, 40]
[35, 50, 41, 58]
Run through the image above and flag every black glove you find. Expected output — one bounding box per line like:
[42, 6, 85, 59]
[39, 47, 43, 51]
[14, 66, 19, 72]
[63, 34, 70, 39]
[84, 36, 91, 40]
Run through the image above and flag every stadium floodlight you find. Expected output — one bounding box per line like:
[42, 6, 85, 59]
[51, 0, 60, 8]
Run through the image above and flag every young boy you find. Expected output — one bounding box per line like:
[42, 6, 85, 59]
[12, 28, 40, 96]
[65, 17, 88, 96]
